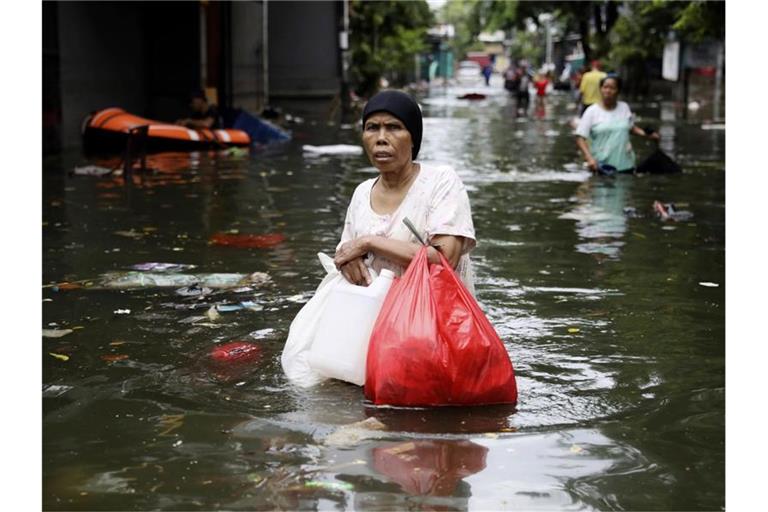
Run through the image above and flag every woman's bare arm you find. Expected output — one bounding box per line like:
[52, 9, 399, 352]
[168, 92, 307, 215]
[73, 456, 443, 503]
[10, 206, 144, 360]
[576, 136, 598, 172]
[334, 234, 466, 272]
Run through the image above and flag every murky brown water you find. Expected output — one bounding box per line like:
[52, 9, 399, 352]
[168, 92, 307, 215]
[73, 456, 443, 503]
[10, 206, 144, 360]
[43, 81, 724, 510]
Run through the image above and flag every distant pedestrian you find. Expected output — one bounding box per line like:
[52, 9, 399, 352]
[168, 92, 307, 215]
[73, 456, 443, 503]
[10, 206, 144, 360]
[534, 74, 549, 101]
[575, 75, 660, 174]
[503, 65, 517, 95]
[482, 63, 493, 87]
[578, 60, 607, 116]
[515, 66, 531, 113]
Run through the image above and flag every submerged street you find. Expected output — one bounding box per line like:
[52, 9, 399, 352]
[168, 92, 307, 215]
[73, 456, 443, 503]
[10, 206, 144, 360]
[43, 81, 724, 511]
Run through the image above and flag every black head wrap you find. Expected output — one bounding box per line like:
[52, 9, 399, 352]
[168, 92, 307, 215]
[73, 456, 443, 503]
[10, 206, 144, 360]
[362, 90, 423, 160]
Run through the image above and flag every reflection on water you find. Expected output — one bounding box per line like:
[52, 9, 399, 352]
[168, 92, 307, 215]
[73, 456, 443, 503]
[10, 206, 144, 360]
[372, 440, 487, 497]
[559, 176, 633, 259]
[43, 86, 724, 510]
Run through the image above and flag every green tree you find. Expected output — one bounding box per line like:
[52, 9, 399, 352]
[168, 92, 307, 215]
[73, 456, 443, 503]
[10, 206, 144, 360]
[437, 0, 485, 60]
[442, 1, 622, 64]
[672, 0, 725, 42]
[444, 0, 723, 93]
[606, 1, 724, 95]
[349, 0, 434, 97]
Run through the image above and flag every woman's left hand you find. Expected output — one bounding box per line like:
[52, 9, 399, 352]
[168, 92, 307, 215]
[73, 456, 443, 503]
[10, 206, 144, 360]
[648, 131, 661, 141]
[334, 236, 371, 269]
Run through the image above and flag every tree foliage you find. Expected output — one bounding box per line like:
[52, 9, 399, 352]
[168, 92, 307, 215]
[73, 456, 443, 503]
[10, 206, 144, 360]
[349, 0, 434, 97]
[442, 0, 724, 65]
[438, 0, 486, 60]
[672, 1, 725, 42]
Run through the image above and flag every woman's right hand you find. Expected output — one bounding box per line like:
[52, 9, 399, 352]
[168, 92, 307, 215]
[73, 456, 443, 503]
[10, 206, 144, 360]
[339, 257, 372, 286]
[586, 157, 598, 172]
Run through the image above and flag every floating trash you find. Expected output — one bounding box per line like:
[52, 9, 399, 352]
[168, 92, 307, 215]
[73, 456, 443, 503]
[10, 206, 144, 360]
[302, 144, 363, 156]
[101, 354, 129, 362]
[653, 201, 694, 222]
[210, 233, 286, 249]
[43, 329, 74, 338]
[323, 417, 387, 447]
[249, 328, 275, 339]
[176, 285, 213, 297]
[99, 271, 270, 290]
[304, 481, 354, 492]
[215, 301, 262, 313]
[206, 306, 221, 321]
[113, 230, 145, 239]
[210, 341, 261, 363]
[43, 384, 73, 397]
[698, 282, 720, 288]
[131, 262, 196, 272]
[72, 165, 113, 177]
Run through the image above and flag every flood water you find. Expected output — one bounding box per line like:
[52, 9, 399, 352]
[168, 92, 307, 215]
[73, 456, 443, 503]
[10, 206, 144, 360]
[43, 81, 725, 510]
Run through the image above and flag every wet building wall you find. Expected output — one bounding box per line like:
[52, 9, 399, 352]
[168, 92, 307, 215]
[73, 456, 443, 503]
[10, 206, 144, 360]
[231, 1, 264, 114]
[268, 1, 341, 97]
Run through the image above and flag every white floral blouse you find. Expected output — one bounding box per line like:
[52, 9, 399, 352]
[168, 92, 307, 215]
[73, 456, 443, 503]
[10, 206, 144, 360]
[338, 163, 477, 295]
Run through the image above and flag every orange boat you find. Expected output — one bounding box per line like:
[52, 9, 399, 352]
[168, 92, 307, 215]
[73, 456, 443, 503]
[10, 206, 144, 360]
[82, 107, 250, 153]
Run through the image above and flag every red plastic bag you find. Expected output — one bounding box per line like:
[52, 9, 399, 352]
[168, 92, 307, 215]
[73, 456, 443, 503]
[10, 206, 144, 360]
[365, 246, 518, 406]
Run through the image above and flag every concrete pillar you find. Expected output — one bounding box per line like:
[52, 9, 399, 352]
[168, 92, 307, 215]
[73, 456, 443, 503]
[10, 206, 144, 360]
[231, 1, 264, 112]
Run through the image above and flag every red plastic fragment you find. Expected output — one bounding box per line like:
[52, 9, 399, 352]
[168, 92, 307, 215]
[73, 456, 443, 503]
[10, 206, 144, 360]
[209, 233, 286, 248]
[210, 341, 261, 363]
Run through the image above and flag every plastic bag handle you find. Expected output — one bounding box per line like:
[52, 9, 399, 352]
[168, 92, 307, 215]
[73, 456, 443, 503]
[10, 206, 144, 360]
[402, 217, 428, 246]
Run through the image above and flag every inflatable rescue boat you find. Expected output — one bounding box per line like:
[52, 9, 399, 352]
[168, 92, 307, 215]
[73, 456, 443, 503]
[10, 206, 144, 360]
[82, 107, 250, 152]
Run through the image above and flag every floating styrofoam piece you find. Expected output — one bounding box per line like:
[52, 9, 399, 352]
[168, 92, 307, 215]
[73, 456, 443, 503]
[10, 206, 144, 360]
[302, 144, 364, 156]
[701, 123, 725, 130]
[73, 165, 113, 176]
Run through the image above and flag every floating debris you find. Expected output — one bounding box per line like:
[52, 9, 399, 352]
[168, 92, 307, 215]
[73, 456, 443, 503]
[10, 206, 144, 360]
[113, 230, 145, 239]
[206, 306, 221, 322]
[101, 354, 129, 362]
[323, 417, 387, 447]
[98, 271, 270, 290]
[302, 144, 363, 156]
[215, 301, 262, 313]
[249, 328, 275, 339]
[72, 165, 114, 177]
[304, 481, 354, 492]
[43, 384, 73, 397]
[210, 341, 261, 362]
[131, 262, 196, 272]
[210, 233, 286, 249]
[43, 329, 74, 338]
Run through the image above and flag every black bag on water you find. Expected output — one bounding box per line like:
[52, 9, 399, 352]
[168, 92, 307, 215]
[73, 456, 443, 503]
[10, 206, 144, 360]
[636, 148, 682, 174]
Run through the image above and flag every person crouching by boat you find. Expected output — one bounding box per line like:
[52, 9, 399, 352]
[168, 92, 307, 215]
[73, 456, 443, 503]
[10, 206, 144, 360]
[575, 75, 659, 174]
[176, 89, 222, 129]
[334, 89, 478, 295]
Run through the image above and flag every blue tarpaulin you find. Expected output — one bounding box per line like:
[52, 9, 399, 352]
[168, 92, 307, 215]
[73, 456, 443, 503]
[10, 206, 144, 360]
[230, 109, 291, 146]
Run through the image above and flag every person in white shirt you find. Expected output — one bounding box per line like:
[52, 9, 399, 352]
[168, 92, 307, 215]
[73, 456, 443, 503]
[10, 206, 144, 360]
[334, 90, 477, 295]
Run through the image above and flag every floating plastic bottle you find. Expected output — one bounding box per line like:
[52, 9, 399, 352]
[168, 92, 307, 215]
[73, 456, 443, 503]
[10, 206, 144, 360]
[307, 268, 395, 386]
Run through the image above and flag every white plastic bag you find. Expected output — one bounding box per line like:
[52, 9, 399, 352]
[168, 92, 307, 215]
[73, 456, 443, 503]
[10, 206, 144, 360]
[281, 253, 376, 387]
